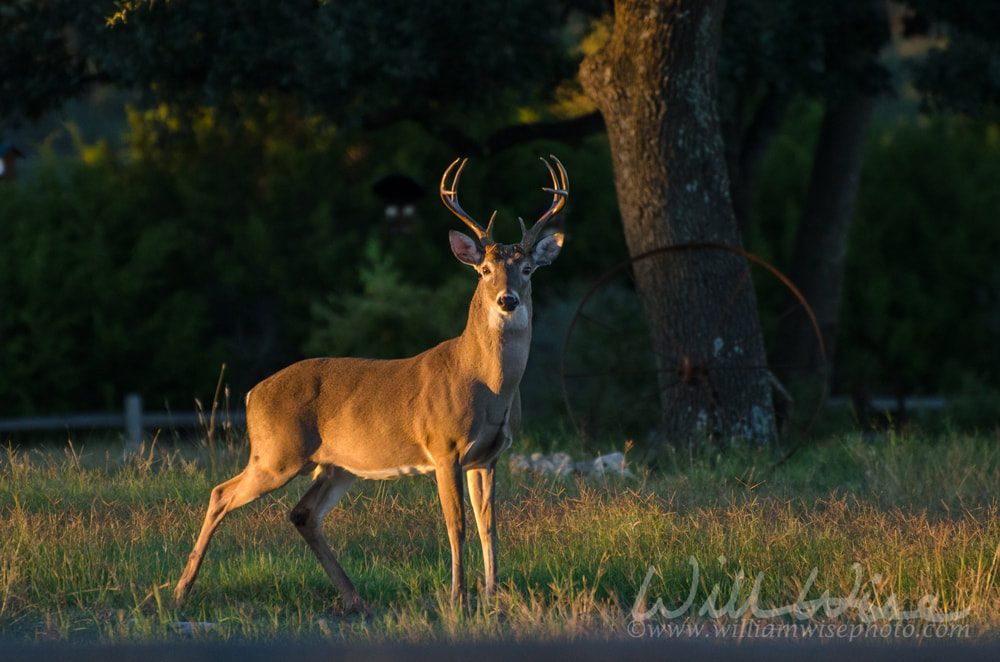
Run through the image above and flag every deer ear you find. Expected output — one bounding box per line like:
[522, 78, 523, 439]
[449, 230, 483, 266]
[532, 232, 564, 267]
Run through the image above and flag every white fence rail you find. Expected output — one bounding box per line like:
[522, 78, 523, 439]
[826, 395, 947, 411]
[0, 393, 246, 451]
[2, 393, 954, 449]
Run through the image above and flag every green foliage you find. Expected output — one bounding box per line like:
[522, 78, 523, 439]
[750, 105, 1000, 397]
[0, 150, 214, 414]
[305, 240, 474, 360]
[0, 106, 623, 417]
[745, 100, 824, 266]
[3, 0, 568, 129]
[720, 0, 891, 108]
[842, 114, 1000, 394]
[558, 283, 657, 442]
[905, 0, 1000, 114]
[0, 2, 106, 122]
[0, 117, 373, 415]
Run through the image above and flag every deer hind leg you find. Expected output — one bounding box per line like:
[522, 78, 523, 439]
[175, 462, 297, 603]
[467, 464, 497, 602]
[289, 465, 361, 610]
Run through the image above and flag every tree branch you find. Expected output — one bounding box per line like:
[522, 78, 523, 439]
[484, 112, 606, 154]
[730, 84, 790, 234]
[359, 106, 608, 158]
[430, 112, 606, 158]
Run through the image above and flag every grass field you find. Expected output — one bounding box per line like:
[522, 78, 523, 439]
[1, 426, 998, 645]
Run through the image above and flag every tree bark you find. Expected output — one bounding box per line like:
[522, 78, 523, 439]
[771, 92, 875, 387]
[580, 0, 774, 447]
[770, 0, 889, 392]
[726, 84, 790, 237]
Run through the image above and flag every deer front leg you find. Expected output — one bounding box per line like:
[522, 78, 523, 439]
[435, 457, 466, 605]
[467, 463, 497, 601]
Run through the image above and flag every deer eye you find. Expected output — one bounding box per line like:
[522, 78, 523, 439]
[522, 265, 532, 276]
[481, 265, 492, 276]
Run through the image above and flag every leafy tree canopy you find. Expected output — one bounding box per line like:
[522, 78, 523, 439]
[5, 0, 998, 151]
[2, 0, 570, 134]
[903, 1, 1000, 114]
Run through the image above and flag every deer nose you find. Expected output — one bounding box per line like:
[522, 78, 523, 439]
[497, 292, 520, 312]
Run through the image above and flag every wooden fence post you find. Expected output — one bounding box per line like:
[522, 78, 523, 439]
[124, 393, 143, 453]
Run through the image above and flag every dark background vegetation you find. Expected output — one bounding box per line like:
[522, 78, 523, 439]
[1, 0, 999, 430]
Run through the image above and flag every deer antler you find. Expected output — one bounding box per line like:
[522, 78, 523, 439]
[176, 154, 569, 614]
[440, 157, 496, 245]
[519, 155, 569, 250]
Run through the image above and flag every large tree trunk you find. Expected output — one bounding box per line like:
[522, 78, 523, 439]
[726, 84, 790, 237]
[771, 93, 875, 388]
[770, 0, 888, 393]
[580, 0, 774, 448]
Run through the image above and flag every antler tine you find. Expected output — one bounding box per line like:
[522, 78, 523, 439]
[440, 157, 494, 245]
[486, 210, 497, 239]
[519, 155, 569, 249]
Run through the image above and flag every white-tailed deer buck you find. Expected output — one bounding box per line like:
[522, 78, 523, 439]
[174, 156, 568, 610]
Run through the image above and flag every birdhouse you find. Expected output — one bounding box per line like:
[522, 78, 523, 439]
[0, 142, 25, 182]
[372, 173, 426, 235]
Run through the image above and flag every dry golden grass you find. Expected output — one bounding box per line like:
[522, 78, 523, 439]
[0, 430, 998, 644]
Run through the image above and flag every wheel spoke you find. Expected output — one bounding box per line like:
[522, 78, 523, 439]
[576, 311, 625, 336]
[561, 243, 826, 442]
[563, 367, 663, 380]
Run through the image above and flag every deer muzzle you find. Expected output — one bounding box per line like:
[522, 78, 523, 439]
[496, 291, 520, 312]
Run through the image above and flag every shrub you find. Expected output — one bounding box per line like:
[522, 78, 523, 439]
[0, 113, 624, 418]
[750, 105, 1000, 399]
[304, 240, 473, 360]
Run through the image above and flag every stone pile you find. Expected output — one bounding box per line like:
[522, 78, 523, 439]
[508, 451, 633, 478]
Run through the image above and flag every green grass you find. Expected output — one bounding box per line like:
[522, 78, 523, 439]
[0, 428, 998, 644]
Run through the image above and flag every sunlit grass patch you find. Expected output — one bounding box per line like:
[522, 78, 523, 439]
[1, 429, 998, 643]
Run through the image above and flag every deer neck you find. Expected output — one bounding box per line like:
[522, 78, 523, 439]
[457, 283, 532, 398]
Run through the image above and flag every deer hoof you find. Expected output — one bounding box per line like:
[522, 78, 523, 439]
[344, 596, 370, 616]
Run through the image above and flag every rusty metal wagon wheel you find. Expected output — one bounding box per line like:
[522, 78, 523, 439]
[559, 242, 827, 447]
